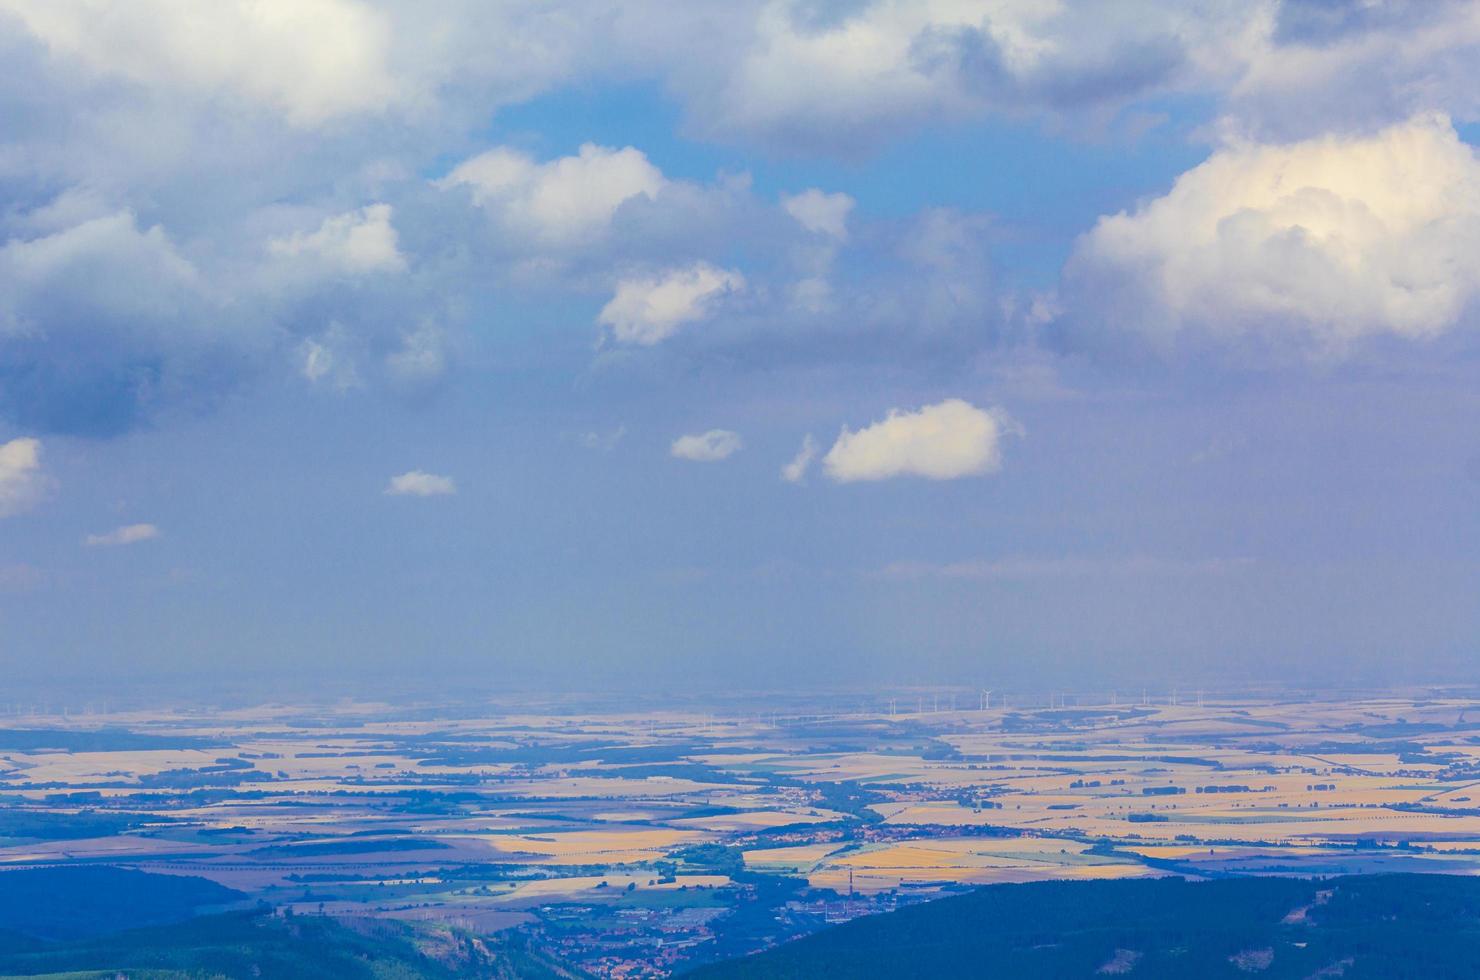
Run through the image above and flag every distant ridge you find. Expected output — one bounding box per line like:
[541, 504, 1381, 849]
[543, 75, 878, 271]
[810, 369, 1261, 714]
[690, 874, 1480, 979]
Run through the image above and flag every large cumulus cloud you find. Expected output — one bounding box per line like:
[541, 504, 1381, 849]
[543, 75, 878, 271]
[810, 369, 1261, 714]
[1064, 114, 1480, 355]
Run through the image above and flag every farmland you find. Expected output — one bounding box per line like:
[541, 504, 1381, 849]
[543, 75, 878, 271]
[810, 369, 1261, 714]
[6, 690, 1480, 975]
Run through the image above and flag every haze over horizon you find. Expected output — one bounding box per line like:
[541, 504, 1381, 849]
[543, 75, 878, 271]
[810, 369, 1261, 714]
[3, 1, 1480, 694]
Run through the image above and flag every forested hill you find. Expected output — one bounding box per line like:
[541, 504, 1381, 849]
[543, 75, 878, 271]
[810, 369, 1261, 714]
[0, 867, 586, 979]
[691, 873, 1480, 979]
[0, 908, 586, 979]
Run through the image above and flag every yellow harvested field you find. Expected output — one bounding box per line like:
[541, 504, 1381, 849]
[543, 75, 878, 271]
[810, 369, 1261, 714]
[478, 828, 708, 864]
[804, 835, 1151, 893]
[809, 854, 1153, 893]
[3, 749, 221, 782]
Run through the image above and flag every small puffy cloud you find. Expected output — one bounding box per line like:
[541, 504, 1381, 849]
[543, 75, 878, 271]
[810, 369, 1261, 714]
[0, 0, 399, 125]
[439, 143, 665, 246]
[385, 470, 456, 496]
[0, 437, 50, 516]
[671, 429, 743, 462]
[599, 263, 745, 346]
[268, 204, 406, 274]
[782, 189, 855, 241]
[780, 434, 818, 483]
[84, 523, 159, 547]
[1067, 114, 1480, 352]
[823, 399, 1014, 482]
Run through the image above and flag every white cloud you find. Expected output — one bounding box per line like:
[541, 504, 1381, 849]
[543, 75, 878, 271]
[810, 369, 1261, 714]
[780, 434, 818, 483]
[823, 399, 1014, 482]
[1226, 2, 1480, 142]
[0, 437, 49, 517]
[439, 143, 665, 246]
[84, 523, 159, 547]
[709, 1, 1001, 147]
[0, 207, 233, 432]
[599, 263, 745, 346]
[671, 429, 743, 462]
[690, 1, 1253, 152]
[385, 470, 456, 496]
[1068, 113, 1480, 350]
[297, 319, 448, 395]
[18, 2, 1480, 443]
[782, 189, 855, 241]
[650, 3, 1480, 154]
[300, 338, 335, 383]
[297, 323, 361, 391]
[0, 210, 203, 337]
[0, 0, 400, 125]
[268, 203, 406, 274]
[0, 1, 1320, 154]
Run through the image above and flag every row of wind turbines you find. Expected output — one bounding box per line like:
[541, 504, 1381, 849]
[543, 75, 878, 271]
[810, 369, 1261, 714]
[883, 687, 1209, 717]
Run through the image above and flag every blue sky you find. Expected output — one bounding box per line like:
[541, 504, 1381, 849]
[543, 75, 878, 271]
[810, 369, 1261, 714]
[4, 1, 1480, 696]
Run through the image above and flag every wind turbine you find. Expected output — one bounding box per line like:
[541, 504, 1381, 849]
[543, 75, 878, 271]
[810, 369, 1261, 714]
[980, 689, 993, 711]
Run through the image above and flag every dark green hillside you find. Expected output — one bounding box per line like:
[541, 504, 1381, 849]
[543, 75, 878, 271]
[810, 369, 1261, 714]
[0, 910, 586, 979]
[691, 874, 1480, 979]
[0, 867, 245, 941]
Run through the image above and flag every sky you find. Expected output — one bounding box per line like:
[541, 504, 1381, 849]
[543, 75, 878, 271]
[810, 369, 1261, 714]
[4, 0, 1480, 696]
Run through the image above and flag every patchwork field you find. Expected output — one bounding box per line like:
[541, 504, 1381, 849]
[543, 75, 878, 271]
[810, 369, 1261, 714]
[7, 690, 1480, 975]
